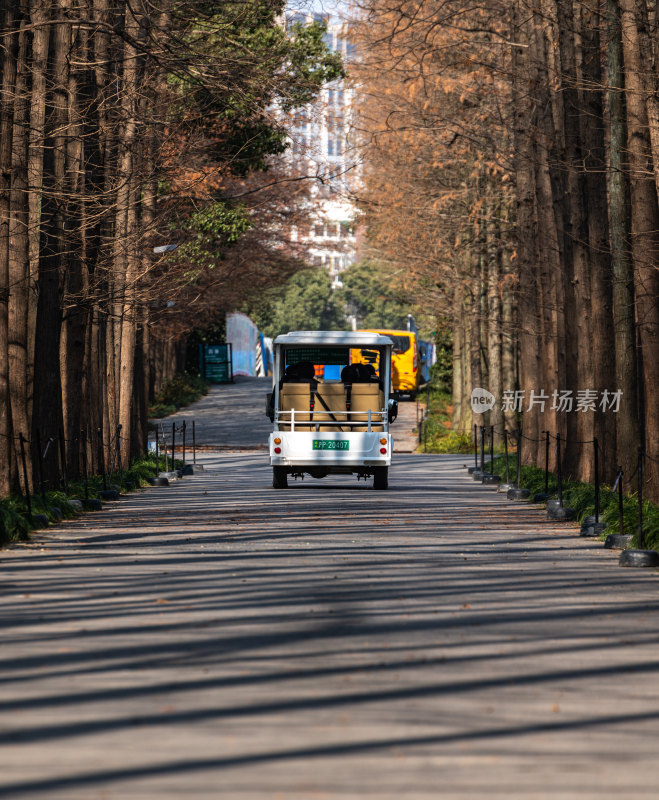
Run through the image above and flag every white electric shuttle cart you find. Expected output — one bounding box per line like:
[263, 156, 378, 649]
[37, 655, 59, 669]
[266, 331, 398, 489]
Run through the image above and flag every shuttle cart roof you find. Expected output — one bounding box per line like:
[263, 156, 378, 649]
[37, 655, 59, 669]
[273, 331, 394, 347]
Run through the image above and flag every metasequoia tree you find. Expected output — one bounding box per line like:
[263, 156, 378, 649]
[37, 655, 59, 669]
[0, 0, 341, 493]
[350, 0, 516, 439]
[352, 0, 659, 499]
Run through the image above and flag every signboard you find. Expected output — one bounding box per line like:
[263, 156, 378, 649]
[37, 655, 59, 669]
[200, 343, 233, 384]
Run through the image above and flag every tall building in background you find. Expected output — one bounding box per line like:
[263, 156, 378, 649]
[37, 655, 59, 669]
[285, 11, 359, 288]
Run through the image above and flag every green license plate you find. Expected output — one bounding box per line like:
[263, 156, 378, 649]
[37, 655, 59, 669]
[312, 440, 349, 451]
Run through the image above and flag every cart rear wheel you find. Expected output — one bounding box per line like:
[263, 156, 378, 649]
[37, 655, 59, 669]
[372, 466, 388, 490]
[273, 466, 288, 489]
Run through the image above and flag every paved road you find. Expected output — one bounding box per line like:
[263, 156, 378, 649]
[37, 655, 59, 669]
[150, 376, 421, 452]
[150, 376, 272, 449]
[2, 454, 659, 799]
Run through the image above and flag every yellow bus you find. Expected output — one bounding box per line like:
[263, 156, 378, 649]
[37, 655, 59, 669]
[352, 329, 420, 398]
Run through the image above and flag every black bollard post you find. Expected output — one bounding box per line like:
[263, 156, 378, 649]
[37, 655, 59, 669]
[533, 430, 551, 503]
[603, 468, 629, 549]
[193, 420, 197, 465]
[172, 422, 176, 470]
[508, 425, 530, 500]
[81, 430, 89, 501]
[637, 446, 644, 551]
[547, 433, 575, 520]
[473, 425, 484, 479]
[618, 467, 624, 536]
[98, 427, 107, 490]
[35, 428, 47, 506]
[482, 425, 501, 485]
[19, 433, 32, 517]
[163, 425, 169, 473]
[468, 424, 478, 473]
[581, 438, 607, 536]
[109, 425, 121, 482]
[556, 433, 563, 507]
[182, 421, 186, 470]
[594, 438, 600, 523]
[480, 425, 485, 472]
[155, 427, 160, 475]
[504, 429, 510, 483]
[58, 428, 69, 495]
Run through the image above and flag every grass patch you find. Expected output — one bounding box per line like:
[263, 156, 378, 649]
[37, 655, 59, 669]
[148, 373, 209, 419]
[417, 388, 473, 453]
[486, 455, 659, 550]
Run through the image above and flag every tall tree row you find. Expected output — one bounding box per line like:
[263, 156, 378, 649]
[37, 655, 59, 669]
[0, 1, 342, 497]
[351, 0, 659, 500]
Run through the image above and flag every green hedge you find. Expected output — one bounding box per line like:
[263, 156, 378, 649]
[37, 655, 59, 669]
[148, 373, 209, 419]
[417, 389, 473, 453]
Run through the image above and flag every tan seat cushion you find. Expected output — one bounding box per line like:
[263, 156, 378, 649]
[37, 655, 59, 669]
[279, 384, 312, 431]
[314, 383, 347, 431]
[350, 385, 384, 431]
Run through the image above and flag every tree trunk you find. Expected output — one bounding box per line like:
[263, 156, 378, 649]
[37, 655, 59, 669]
[619, 0, 659, 499]
[555, 0, 594, 481]
[580, 0, 616, 482]
[116, 0, 142, 468]
[486, 199, 503, 439]
[8, 2, 32, 483]
[32, 0, 70, 489]
[607, 0, 640, 485]
[0, 5, 17, 496]
[512, 0, 540, 463]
